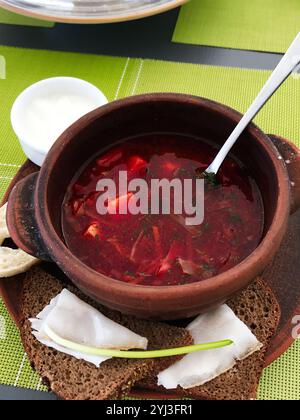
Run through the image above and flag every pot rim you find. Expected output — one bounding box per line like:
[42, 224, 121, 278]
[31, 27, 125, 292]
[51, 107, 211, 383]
[35, 93, 291, 300]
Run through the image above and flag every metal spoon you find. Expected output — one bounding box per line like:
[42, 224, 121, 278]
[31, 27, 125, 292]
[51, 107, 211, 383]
[206, 32, 300, 175]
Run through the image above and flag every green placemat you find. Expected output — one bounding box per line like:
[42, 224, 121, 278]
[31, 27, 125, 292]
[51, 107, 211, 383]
[0, 8, 54, 27]
[173, 0, 300, 53]
[0, 45, 299, 400]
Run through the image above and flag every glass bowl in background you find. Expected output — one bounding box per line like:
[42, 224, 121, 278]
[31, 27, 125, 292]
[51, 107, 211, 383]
[0, 0, 187, 23]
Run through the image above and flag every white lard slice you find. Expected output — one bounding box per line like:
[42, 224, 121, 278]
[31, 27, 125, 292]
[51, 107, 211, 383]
[30, 289, 148, 367]
[158, 304, 263, 389]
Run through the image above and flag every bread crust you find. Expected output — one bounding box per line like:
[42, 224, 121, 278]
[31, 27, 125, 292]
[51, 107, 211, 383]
[137, 278, 281, 400]
[20, 266, 193, 400]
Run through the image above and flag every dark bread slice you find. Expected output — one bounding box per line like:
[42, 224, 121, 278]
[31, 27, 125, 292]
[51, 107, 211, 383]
[20, 266, 193, 400]
[137, 278, 281, 400]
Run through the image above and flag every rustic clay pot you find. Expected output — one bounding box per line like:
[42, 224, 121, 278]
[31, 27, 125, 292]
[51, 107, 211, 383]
[6, 94, 300, 320]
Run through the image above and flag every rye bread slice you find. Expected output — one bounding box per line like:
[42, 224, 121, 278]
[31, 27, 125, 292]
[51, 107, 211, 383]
[137, 278, 281, 400]
[20, 266, 193, 400]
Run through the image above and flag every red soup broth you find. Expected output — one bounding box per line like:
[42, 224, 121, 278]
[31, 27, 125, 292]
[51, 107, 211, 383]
[62, 134, 264, 286]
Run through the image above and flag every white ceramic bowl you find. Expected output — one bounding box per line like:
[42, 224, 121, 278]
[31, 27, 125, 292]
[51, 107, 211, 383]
[11, 77, 108, 166]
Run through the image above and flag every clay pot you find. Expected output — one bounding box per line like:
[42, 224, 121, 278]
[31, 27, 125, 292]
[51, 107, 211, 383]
[6, 94, 300, 319]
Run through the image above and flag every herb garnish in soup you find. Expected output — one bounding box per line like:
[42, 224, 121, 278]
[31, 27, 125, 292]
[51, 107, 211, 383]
[62, 134, 264, 286]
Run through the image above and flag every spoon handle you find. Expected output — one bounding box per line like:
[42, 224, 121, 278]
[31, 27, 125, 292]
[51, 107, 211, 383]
[206, 32, 300, 174]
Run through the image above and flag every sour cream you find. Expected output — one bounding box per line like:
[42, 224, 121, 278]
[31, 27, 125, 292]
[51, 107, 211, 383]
[11, 77, 108, 166]
[23, 93, 102, 152]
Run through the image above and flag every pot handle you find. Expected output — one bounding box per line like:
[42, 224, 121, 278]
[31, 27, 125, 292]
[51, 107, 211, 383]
[269, 134, 300, 214]
[6, 172, 51, 261]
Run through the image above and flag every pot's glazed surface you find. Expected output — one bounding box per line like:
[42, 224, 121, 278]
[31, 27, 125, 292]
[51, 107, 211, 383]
[7, 94, 297, 319]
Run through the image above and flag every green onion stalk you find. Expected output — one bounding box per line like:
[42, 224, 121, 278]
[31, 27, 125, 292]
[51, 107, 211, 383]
[44, 325, 233, 359]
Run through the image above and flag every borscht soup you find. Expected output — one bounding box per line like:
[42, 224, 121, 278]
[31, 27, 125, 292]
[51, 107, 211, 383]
[62, 134, 264, 286]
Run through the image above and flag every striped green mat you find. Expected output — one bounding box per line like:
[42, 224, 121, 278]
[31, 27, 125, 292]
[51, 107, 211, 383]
[0, 8, 54, 27]
[173, 0, 300, 53]
[0, 45, 299, 400]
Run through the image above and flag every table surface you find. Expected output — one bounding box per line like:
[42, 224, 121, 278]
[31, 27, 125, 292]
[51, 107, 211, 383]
[0, 6, 284, 401]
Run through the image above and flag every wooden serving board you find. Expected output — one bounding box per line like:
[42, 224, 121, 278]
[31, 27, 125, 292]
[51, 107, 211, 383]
[0, 160, 300, 377]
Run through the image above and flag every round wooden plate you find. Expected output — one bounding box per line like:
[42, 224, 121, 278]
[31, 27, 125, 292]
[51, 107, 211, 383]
[0, 154, 299, 397]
